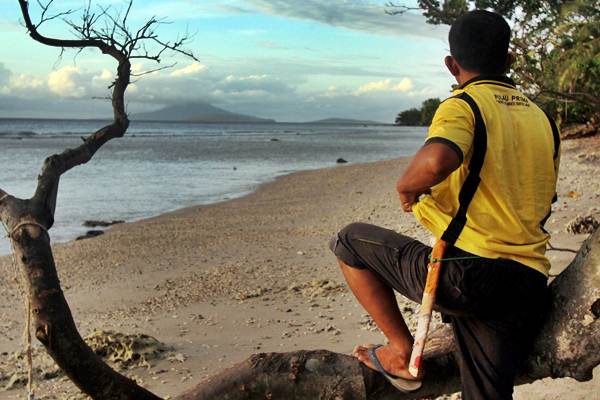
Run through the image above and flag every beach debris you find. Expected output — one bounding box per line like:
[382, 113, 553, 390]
[270, 138, 280, 141]
[576, 151, 600, 163]
[76, 230, 104, 240]
[287, 279, 346, 298]
[565, 215, 599, 235]
[567, 190, 581, 199]
[0, 330, 173, 390]
[85, 330, 172, 370]
[336, 158, 348, 164]
[235, 287, 269, 300]
[360, 314, 379, 332]
[326, 324, 342, 335]
[167, 353, 187, 363]
[0, 349, 62, 391]
[311, 324, 341, 335]
[83, 220, 125, 228]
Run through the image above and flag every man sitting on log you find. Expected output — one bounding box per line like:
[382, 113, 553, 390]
[329, 10, 560, 399]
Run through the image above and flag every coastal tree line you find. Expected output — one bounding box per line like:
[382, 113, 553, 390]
[390, 0, 599, 136]
[394, 98, 441, 126]
[0, 1, 598, 399]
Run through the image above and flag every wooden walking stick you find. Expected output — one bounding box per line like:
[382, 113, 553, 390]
[408, 239, 448, 377]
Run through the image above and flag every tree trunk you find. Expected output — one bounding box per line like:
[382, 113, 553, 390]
[175, 228, 600, 400]
[0, 2, 196, 398]
[0, 195, 161, 399]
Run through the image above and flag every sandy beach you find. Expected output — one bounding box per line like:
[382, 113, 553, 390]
[0, 136, 599, 399]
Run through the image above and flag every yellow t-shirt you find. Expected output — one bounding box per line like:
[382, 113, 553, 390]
[413, 76, 560, 276]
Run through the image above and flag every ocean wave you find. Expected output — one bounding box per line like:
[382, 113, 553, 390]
[0, 130, 39, 139]
[0, 128, 365, 140]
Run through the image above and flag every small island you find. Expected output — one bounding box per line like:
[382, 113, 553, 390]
[132, 102, 276, 123]
[304, 117, 386, 125]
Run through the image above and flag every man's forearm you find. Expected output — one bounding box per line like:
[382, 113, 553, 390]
[396, 142, 461, 211]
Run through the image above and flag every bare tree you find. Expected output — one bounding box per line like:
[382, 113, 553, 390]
[1, 0, 197, 398]
[1, 1, 598, 400]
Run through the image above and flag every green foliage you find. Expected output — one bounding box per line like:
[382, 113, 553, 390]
[395, 98, 441, 126]
[395, 108, 422, 125]
[389, 0, 600, 126]
[420, 98, 442, 125]
[512, 1, 600, 125]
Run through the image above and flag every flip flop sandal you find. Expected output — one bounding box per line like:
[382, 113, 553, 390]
[367, 345, 423, 393]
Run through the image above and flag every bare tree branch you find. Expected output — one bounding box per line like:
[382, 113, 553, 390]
[131, 62, 177, 77]
[17, 0, 198, 224]
[384, 1, 464, 24]
[384, 2, 419, 16]
[540, 89, 600, 108]
[35, 0, 75, 27]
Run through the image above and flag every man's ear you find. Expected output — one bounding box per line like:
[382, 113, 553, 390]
[445, 55, 460, 77]
[503, 52, 516, 74]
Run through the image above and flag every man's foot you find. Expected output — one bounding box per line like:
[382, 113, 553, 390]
[352, 344, 422, 381]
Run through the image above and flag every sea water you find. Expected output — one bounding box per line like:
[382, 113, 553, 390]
[0, 119, 426, 255]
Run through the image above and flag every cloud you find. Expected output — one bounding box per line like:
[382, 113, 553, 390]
[0, 94, 113, 119]
[0, 63, 47, 98]
[170, 62, 208, 77]
[93, 68, 113, 83]
[0, 63, 11, 86]
[10, 73, 45, 91]
[0, 60, 450, 123]
[355, 77, 413, 95]
[220, 74, 291, 94]
[239, 0, 447, 39]
[217, 4, 254, 14]
[47, 66, 88, 98]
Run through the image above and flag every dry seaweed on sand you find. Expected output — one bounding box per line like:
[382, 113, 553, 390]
[0, 330, 175, 391]
[287, 279, 346, 298]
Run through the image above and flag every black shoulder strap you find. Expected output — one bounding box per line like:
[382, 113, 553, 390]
[440, 92, 487, 246]
[543, 110, 560, 161]
[539, 111, 561, 232]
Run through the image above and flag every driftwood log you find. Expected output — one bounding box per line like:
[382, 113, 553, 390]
[176, 228, 600, 399]
[1, 1, 598, 399]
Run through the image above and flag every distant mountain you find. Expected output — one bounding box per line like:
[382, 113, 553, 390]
[305, 118, 385, 125]
[133, 102, 275, 123]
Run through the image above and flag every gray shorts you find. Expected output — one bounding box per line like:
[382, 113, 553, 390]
[329, 222, 548, 400]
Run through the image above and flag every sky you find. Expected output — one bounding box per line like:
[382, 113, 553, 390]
[0, 0, 455, 123]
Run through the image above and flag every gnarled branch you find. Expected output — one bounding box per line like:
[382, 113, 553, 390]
[18, 0, 196, 226]
[1, 1, 197, 398]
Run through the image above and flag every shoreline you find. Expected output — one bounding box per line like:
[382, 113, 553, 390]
[0, 123, 427, 256]
[0, 156, 404, 256]
[0, 137, 599, 398]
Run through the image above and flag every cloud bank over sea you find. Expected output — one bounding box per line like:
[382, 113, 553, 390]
[0, 0, 452, 122]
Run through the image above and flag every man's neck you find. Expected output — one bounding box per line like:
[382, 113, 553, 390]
[456, 70, 481, 86]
